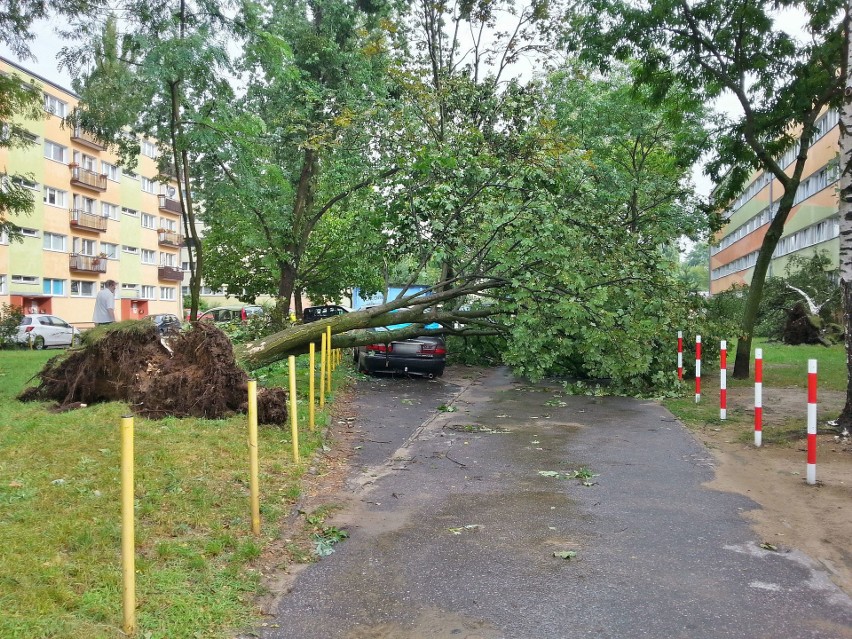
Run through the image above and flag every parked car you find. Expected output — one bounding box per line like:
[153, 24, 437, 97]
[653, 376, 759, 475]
[303, 305, 350, 323]
[353, 310, 446, 377]
[16, 314, 81, 349]
[150, 313, 182, 336]
[197, 305, 265, 323]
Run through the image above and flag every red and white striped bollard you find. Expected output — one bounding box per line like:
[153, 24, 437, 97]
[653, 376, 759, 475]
[807, 359, 817, 485]
[754, 348, 762, 447]
[694, 335, 701, 403]
[677, 331, 683, 380]
[719, 340, 727, 420]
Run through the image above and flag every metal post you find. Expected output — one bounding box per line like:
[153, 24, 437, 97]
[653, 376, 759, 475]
[247, 380, 261, 535]
[309, 342, 315, 431]
[289, 356, 300, 464]
[120, 415, 136, 636]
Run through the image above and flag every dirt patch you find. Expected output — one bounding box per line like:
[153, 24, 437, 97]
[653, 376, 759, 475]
[252, 384, 363, 617]
[691, 385, 852, 595]
[18, 321, 288, 424]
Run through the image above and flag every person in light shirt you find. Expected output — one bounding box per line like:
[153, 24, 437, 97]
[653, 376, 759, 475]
[93, 279, 117, 325]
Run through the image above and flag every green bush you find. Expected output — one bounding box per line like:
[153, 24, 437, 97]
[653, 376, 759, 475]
[0, 303, 23, 349]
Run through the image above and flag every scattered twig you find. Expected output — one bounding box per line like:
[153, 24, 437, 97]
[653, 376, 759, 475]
[444, 452, 467, 467]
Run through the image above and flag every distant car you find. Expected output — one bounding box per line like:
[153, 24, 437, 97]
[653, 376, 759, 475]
[303, 305, 350, 323]
[150, 313, 182, 336]
[16, 314, 81, 349]
[353, 309, 446, 377]
[197, 305, 265, 323]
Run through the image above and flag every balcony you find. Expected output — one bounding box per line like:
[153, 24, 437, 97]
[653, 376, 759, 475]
[158, 194, 182, 215]
[71, 127, 106, 151]
[158, 229, 183, 247]
[70, 165, 107, 192]
[69, 253, 108, 273]
[69, 209, 107, 232]
[158, 266, 184, 282]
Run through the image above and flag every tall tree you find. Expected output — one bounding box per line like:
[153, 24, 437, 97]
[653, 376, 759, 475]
[199, 0, 403, 320]
[574, 0, 846, 377]
[60, 2, 243, 319]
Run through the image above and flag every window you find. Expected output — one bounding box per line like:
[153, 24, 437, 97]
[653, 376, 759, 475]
[160, 287, 176, 301]
[141, 177, 156, 194]
[141, 213, 156, 229]
[141, 249, 156, 264]
[73, 237, 97, 256]
[76, 152, 97, 171]
[43, 94, 67, 117]
[102, 161, 120, 182]
[12, 274, 38, 285]
[125, 170, 139, 180]
[102, 202, 119, 220]
[0, 274, 6, 295]
[181, 261, 190, 271]
[122, 245, 139, 255]
[122, 283, 139, 296]
[43, 232, 66, 252]
[73, 194, 97, 213]
[20, 228, 39, 238]
[159, 217, 177, 232]
[122, 206, 139, 217]
[44, 140, 68, 163]
[42, 278, 65, 295]
[43, 186, 67, 207]
[0, 231, 8, 245]
[160, 252, 176, 267]
[141, 140, 158, 158]
[11, 176, 38, 190]
[141, 285, 156, 300]
[181, 286, 190, 296]
[100, 242, 118, 259]
[70, 280, 96, 297]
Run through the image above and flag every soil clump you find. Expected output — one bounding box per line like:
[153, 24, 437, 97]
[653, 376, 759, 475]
[18, 321, 287, 424]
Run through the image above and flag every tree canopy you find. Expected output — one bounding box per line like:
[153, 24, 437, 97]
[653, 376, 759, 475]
[572, 0, 846, 377]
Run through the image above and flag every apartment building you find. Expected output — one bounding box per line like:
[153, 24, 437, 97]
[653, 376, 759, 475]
[709, 108, 841, 294]
[0, 57, 183, 326]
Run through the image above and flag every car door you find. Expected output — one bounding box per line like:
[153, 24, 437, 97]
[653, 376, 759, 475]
[47, 316, 73, 346]
[39, 316, 61, 346]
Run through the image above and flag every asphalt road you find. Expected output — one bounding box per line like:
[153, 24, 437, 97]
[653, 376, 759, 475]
[255, 367, 852, 639]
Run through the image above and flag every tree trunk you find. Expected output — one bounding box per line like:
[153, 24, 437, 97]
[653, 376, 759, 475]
[276, 261, 297, 322]
[837, 2, 852, 429]
[732, 188, 799, 378]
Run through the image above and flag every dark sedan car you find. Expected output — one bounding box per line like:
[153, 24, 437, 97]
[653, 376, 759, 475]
[355, 324, 446, 378]
[303, 305, 350, 323]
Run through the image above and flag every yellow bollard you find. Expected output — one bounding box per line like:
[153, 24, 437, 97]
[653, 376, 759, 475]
[309, 342, 315, 431]
[326, 326, 332, 395]
[319, 333, 326, 408]
[289, 355, 300, 463]
[247, 380, 261, 536]
[120, 415, 136, 636]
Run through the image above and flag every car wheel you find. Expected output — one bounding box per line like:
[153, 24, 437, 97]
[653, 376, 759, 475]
[33, 335, 46, 350]
[71, 334, 82, 347]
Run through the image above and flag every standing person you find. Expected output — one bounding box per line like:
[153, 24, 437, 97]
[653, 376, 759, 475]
[93, 279, 117, 325]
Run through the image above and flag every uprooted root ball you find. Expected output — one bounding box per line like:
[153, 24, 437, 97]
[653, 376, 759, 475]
[18, 321, 288, 424]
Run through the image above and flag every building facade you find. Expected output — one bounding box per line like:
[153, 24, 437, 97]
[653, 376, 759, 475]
[0, 57, 183, 326]
[710, 108, 841, 294]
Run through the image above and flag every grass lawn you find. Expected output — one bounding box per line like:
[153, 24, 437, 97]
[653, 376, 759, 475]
[0, 347, 350, 639]
[664, 338, 846, 444]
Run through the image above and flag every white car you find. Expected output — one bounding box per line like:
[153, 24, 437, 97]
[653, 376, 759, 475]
[17, 314, 82, 349]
